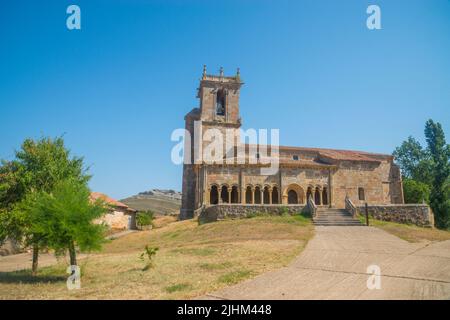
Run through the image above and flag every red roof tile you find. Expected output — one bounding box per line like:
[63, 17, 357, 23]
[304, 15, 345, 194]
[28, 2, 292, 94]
[90, 192, 136, 212]
[245, 144, 392, 162]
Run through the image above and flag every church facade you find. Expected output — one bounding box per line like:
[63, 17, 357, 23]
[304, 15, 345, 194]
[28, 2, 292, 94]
[180, 67, 404, 219]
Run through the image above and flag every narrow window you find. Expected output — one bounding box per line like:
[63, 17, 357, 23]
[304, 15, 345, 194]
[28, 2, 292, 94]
[216, 89, 225, 116]
[358, 187, 365, 201]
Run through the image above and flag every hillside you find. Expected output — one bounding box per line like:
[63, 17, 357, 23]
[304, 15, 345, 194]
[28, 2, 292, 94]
[120, 189, 181, 215]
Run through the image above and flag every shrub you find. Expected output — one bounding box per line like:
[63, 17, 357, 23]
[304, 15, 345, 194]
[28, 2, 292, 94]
[165, 283, 191, 293]
[403, 178, 430, 204]
[246, 211, 258, 219]
[139, 245, 159, 271]
[136, 210, 154, 229]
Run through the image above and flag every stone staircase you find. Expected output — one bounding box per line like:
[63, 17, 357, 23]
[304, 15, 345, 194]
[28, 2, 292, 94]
[313, 208, 364, 226]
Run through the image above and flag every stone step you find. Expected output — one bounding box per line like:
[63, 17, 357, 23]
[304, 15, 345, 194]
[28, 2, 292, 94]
[316, 211, 350, 214]
[316, 213, 353, 216]
[314, 219, 358, 222]
[313, 219, 362, 223]
[313, 208, 363, 226]
[316, 212, 351, 215]
[316, 215, 354, 218]
[314, 223, 364, 226]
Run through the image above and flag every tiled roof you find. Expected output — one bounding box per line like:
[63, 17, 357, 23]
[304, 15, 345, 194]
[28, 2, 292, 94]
[90, 192, 136, 212]
[201, 155, 336, 168]
[254, 145, 392, 163]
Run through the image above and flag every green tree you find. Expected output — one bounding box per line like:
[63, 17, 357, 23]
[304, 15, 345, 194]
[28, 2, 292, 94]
[20, 179, 107, 266]
[402, 178, 430, 204]
[424, 120, 450, 229]
[0, 137, 89, 275]
[393, 136, 433, 185]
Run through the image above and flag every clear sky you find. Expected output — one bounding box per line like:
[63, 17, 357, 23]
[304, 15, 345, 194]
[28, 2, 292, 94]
[0, 0, 449, 200]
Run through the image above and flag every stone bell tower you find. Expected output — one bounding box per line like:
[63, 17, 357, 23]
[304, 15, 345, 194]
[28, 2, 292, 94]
[197, 65, 243, 158]
[180, 66, 243, 220]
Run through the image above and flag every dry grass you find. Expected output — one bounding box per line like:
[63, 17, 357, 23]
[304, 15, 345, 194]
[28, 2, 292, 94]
[0, 214, 313, 299]
[366, 217, 450, 243]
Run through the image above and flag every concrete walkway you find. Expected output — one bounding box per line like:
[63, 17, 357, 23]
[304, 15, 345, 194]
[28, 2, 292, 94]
[203, 226, 450, 300]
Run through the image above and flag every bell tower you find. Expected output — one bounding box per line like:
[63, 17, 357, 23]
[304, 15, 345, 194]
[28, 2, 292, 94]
[198, 65, 243, 126]
[197, 66, 243, 159]
[180, 66, 243, 220]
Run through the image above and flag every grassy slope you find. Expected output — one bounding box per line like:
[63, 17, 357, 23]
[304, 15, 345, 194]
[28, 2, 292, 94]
[121, 196, 180, 215]
[0, 215, 313, 300]
[358, 215, 450, 243]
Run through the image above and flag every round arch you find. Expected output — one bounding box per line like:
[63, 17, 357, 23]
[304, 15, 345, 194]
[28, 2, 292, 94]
[209, 185, 219, 205]
[283, 184, 305, 204]
[254, 185, 262, 204]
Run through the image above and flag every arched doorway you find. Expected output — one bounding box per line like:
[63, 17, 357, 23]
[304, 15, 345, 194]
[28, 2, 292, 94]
[210, 185, 218, 205]
[231, 186, 239, 203]
[245, 186, 252, 204]
[221, 185, 229, 203]
[263, 186, 270, 204]
[288, 190, 298, 204]
[314, 187, 321, 205]
[322, 187, 328, 205]
[272, 186, 279, 204]
[283, 184, 305, 204]
[254, 186, 262, 204]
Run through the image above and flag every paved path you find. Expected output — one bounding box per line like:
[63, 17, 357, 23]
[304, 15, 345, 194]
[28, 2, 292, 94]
[203, 226, 450, 300]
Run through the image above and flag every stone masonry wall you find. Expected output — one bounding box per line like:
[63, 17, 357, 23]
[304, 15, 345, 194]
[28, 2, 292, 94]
[198, 204, 306, 223]
[95, 209, 137, 230]
[357, 204, 433, 227]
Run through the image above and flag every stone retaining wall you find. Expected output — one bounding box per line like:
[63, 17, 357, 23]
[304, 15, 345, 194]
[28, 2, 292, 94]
[198, 204, 306, 224]
[357, 204, 434, 227]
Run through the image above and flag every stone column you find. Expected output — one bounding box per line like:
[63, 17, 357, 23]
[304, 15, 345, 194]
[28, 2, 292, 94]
[251, 187, 255, 204]
[269, 187, 273, 204]
[328, 169, 333, 208]
[202, 166, 208, 206]
[228, 189, 231, 204]
[239, 168, 244, 204]
[279, 168, 283, 204]
[206, 187, 210, 205]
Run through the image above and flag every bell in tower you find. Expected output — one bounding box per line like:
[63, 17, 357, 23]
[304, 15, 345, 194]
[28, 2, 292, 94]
[197, 65, 243, 125]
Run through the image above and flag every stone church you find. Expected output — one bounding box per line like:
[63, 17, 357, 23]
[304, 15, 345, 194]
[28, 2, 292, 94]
[180, 67, 404, 219]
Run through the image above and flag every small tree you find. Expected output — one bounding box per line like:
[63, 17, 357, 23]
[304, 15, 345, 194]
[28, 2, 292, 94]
[0, 137, 89, 275]
[136, 210, 154, 230]
[17, 179, 107, 267]
[139, 245, 159, 271]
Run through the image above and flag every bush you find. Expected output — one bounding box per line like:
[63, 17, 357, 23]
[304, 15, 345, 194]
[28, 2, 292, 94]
[280, 206, 289, 216]
[136, 210, 154, 229]
[403, 178, 430, 204]
[246, 211, 258, 219]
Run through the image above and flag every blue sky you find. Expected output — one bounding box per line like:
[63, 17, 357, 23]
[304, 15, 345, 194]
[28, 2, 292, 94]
[0, 0, 449, 199]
